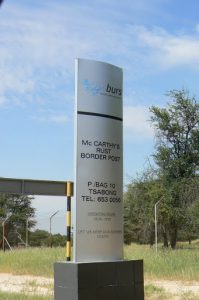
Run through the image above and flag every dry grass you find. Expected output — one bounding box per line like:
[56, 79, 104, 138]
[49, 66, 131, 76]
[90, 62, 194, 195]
[124, 242, 199, 281]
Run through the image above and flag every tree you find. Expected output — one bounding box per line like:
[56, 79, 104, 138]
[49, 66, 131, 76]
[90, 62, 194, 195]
[29, 229, 49, 247]
[150, 89, 199, 248]
[178, 194, 199, 243]
[52, 233, 66, 247]
[0, 194, 36, 248]
[124, 169, 165, 245]
[29, 230, 66, 247]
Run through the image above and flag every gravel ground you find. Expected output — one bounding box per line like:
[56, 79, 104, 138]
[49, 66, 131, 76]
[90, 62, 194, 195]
[0, 273, 53, 295]
[146, 279, 199, 295]
[0, 273, 198, 297]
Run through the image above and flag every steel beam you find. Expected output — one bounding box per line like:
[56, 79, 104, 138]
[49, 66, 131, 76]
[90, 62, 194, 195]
[0, 177, 68, 196]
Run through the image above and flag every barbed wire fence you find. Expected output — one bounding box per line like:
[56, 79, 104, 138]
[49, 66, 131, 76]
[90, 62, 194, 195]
[0, 210, 69, 250]
[0, 211, 198, 250]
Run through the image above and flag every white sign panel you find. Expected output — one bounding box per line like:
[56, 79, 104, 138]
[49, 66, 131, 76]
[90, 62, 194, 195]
[74, 58, 123, 262]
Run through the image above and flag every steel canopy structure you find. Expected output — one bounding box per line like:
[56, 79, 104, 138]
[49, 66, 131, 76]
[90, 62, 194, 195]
[0, 177, 69, 196]
[0, 177, 74, 260]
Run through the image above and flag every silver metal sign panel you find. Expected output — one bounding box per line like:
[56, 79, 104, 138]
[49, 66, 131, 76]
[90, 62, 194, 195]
[74, 59, 123, 262]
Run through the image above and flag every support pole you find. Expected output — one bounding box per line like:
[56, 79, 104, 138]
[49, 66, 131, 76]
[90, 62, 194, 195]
[154, 199, 161, 255]
[2, 221, 5, 252]
[49, 211, 59, 248]
[155, 203, 158, 255]
[4, 237, 12, 251]
[66, 181, 74, 261]
[2, 215, 11, 252]
[26, 219, 29, 248]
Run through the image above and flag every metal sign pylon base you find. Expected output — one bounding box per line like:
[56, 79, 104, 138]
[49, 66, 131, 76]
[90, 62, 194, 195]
[54, 260, 144, 300]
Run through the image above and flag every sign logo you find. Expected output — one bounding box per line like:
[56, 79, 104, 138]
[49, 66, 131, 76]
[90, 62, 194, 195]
[82, 79, 122, 98]
[83, 79, 102, 96]
[106, 83, 122, 97]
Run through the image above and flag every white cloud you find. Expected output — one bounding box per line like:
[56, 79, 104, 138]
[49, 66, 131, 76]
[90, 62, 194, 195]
[1, 1, 199, 112]
[0, 3, 144, 108]
[124, 105, 154, 139]
[134, 26, 199, 68]
[31, 113, 69, 124]
[0, 94, 5, 105]
[48, 115, 69, 124]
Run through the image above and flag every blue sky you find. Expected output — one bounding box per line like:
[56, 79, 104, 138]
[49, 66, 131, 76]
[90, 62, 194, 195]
[1, 0, 199, 233]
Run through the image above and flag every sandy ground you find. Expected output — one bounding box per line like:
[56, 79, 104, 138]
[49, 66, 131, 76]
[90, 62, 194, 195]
[0, 273, 53, 295]
[0, 273, 198, 297]
[146, 279, 199, 295]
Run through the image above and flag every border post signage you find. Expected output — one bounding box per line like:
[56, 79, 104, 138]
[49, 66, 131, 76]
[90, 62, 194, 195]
[74, 59, 123, 262]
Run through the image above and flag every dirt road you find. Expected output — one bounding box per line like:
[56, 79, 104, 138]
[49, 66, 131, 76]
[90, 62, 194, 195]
[0, 273, 198, 298]
[0, 273, 53, 295]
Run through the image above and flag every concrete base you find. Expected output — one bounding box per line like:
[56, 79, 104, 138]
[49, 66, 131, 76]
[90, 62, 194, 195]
[54, 260, 144, 300]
